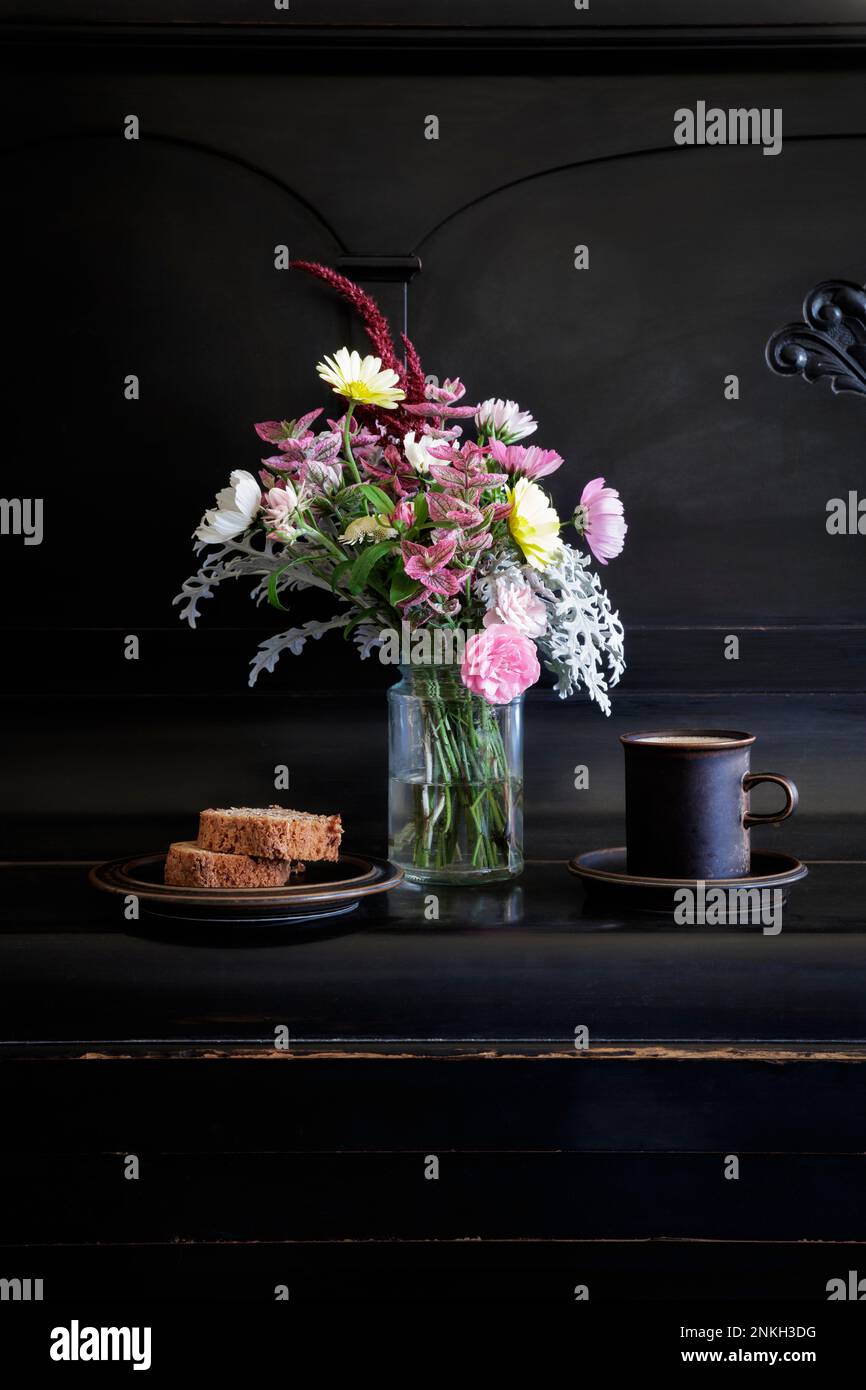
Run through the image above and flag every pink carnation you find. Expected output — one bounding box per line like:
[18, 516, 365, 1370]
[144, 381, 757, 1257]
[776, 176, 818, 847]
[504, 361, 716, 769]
[461, 624, 541, 704]
[482, 580, 547, 639]
[576, 477, 627, 565]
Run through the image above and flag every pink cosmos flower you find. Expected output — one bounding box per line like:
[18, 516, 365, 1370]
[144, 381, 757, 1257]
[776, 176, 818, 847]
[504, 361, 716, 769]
[461, 624, 541, 704]
[483, 579, 548, 639]
[575, 477, 627, 565]
[401, 535, 463, 596]
[489, 439, 563, 480]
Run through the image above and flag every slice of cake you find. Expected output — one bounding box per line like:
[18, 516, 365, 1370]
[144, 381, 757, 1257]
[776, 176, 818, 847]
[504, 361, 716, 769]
[198, 806, 343, 862]
[164, 840, 304, 889]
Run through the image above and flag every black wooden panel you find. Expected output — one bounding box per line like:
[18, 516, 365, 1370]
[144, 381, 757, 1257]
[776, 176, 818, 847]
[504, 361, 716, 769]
[0, 56, 853, 795]
[2, 623, 865, 697]
[413, 138, 866, 627]
[1, 133, 345, 636]
[0, 695, 861, 857]
[4, 1057, 866, 1153]
[2, 1151, 865, 1243]
[1, 63, 864, 700]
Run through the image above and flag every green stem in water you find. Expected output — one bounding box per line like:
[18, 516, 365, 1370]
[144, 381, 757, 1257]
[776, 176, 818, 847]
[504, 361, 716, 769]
[407, 671, 515, 874]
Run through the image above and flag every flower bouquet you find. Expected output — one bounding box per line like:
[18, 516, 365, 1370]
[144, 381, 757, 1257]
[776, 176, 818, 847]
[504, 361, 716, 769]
[176, 262, 626, 883]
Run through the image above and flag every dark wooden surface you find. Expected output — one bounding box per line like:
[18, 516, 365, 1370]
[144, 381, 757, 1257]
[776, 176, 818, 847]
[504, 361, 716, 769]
[2, 861, 866, 1048]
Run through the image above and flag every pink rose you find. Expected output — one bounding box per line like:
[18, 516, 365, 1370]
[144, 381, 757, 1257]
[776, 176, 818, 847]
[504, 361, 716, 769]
[482, 579, 547, 639]
[461, 623, 541, 704]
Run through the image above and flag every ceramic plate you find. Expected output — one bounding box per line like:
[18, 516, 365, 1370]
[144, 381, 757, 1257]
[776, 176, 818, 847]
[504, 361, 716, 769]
[568, 846, 808, 915]
[90, 851, 403, 925]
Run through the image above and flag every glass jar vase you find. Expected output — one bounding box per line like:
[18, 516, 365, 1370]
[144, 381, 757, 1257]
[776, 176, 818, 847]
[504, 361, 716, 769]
[387, 663, 524, 885]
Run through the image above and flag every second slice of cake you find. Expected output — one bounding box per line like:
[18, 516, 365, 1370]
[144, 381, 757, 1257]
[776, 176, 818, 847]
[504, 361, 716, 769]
[165, 840, 303, 889]
[198, 806, 343, 862]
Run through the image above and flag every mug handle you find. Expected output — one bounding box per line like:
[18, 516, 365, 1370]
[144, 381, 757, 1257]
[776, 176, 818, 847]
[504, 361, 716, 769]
[743, 773, 799, 827]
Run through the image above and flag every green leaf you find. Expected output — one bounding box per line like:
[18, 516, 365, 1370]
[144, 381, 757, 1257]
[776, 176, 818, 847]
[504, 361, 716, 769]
[267, 563, 294, 613]
[356, 483, 394, 514]
[266, 551, 327, 610]
[330, 558, 353, 590]
[413, 494, 429, 527]
[346, 540, 397, 596]
[390, 570, 421, 606]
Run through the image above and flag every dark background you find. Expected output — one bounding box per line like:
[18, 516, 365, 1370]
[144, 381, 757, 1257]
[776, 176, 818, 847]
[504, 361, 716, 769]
[0, 0, 864, 859]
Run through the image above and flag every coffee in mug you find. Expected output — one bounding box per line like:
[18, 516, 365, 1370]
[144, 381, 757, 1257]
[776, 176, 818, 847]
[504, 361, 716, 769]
[620, 729, 798, 879]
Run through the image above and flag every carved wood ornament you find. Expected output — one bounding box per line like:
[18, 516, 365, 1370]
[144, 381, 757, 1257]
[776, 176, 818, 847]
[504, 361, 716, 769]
[766, 279, 866, 397]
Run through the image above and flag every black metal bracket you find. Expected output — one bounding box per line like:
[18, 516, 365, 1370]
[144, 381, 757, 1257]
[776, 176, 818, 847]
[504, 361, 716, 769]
[765, 279, 866, 398]
[337, 255, 421, 284]
[335, 256, 422, 348]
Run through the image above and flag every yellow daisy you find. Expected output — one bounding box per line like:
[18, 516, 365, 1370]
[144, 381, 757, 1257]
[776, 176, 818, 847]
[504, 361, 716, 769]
[317, 347, 405, 410]
[507, 477, 562, 570]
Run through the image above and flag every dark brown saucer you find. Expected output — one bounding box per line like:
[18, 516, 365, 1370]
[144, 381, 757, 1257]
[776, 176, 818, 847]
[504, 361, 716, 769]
[90, 851, 402, 926]
[568, 846, 808, 917]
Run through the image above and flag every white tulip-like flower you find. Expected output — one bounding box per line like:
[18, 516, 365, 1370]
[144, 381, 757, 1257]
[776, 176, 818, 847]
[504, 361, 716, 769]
[195, 470, 261, 544]
[475, 397, 538, 443]
[262, 483, 299, 527]
[403, 430, 451, 474]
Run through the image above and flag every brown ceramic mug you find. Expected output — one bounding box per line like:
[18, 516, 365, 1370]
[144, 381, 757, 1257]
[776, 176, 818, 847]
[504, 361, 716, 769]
[620, 730, 798, 880]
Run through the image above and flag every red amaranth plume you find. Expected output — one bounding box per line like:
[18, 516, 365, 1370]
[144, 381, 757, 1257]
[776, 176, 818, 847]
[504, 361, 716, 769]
[291, 259, 401, 376]
[290, 259, 427, 408]
[400, 332, 427, 404]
